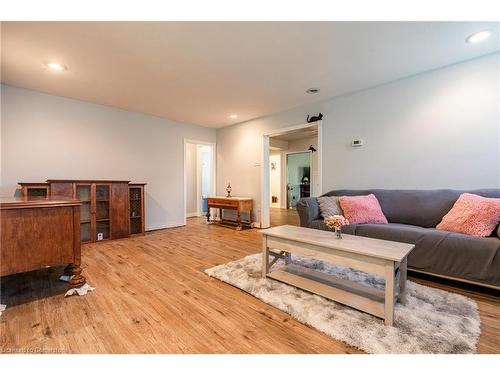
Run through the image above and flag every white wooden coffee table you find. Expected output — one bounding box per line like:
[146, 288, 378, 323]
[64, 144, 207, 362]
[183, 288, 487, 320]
[261, 225, 415, 326]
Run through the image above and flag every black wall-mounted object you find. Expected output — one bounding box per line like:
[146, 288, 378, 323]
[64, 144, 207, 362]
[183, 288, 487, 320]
[306, 113, 323, 123]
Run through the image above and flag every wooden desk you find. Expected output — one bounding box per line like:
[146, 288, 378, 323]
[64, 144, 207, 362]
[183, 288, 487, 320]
[0, 197, 86, 288]
[206, 196, 253, 230]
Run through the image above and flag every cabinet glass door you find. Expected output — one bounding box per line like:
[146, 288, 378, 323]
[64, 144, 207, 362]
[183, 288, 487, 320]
[76, 184, 92, 242]
[95, 184, 110, 240]
[129, 187, 142, 234]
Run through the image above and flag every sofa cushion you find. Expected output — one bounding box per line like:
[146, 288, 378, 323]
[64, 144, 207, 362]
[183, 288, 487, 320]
[322, 189, 500, 228]
[354, 223, 432, 243]
[437, 193, 500, 237]
[317, 196, 343, 218]
[351, 223, 500, 286]
[339, 194, 388, 224]
[296, 197, 321, 227]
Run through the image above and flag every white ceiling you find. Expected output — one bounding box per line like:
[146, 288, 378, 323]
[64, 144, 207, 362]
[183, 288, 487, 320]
[1, 22, 499, 128]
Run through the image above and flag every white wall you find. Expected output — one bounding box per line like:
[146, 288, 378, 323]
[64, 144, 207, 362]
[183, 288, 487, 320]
[217, 53, 500, 223]
[1, 85, 216, 230]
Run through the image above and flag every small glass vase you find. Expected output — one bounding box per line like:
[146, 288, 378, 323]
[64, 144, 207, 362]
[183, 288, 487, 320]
[334, 227, 342, 239]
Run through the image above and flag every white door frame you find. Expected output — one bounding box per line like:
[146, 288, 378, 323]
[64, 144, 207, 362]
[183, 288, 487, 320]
[269, 153, 282, 209]
[285, 150, 313, 209]
[183, 139, 217, 225]
[261, 120, 323, 228]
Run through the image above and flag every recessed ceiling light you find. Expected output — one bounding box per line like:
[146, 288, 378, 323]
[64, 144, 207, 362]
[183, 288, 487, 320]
[229, 114, 238, 119]
[306, 88, 320, 94]
[466, 30, 491, 44]
[45, 62, 67, 71]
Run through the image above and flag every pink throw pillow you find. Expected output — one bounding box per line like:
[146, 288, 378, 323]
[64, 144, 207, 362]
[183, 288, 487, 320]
[436, 193, 500, 237]
[338, 194, 388, 225]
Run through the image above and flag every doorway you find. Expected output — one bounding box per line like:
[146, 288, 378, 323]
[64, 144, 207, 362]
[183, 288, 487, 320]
[184, 140, 216, 223]
[286, 151, 312, 209]
[264, 122, 322, 228]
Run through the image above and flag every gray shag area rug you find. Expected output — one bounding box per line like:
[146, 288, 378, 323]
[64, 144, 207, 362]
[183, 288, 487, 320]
[205, 253, 480, 354]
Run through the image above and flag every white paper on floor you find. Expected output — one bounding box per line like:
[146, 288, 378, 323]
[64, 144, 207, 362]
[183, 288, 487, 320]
[0, 304, 6, 316]
[65, 283, 95, 297]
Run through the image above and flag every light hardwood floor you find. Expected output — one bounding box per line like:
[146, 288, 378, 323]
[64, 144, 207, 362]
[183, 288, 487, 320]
[270, 207, 300, 227]
[1, 217, 499, 354]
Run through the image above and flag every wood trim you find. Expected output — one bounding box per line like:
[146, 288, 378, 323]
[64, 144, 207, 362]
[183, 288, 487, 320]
[0, 198, 81, 210]
[18, 183, 50, 198]
[91, 183, 97, 241]
[18, 182, 50, 186]
[46, 179, 131, 183]
[72, 205, 81, 263]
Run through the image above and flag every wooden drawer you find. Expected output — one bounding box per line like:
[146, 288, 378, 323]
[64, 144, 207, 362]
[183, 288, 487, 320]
[207, 199, 239, 208]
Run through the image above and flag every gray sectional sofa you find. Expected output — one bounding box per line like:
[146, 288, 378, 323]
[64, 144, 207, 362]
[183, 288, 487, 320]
[296, 189, 500, 289]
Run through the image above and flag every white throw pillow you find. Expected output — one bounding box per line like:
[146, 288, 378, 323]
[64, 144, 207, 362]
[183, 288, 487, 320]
[317, 196, 343, 218]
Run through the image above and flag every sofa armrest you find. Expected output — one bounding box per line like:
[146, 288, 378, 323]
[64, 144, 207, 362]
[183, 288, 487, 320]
[296, 197, 321, 227]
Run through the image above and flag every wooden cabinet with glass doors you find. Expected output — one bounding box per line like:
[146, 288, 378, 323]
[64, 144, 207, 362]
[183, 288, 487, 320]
[19, 180, 146, 244]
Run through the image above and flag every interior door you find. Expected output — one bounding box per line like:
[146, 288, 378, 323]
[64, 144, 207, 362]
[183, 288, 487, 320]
[75, 183, 92, 243]
[286, 152, 311, 209]
[110, 182, 131, 239]
[95, 184, 111, 241]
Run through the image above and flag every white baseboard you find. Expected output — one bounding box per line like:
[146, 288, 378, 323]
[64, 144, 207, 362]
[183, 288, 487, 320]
[186, 212, 200, 218]
[146, 222, 185, 231]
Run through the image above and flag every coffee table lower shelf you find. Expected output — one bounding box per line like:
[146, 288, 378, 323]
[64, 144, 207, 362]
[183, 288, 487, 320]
[267, 263, 398, 322]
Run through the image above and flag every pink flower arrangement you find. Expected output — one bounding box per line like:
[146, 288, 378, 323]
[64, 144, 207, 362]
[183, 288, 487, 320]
[324, 215, 349, 230]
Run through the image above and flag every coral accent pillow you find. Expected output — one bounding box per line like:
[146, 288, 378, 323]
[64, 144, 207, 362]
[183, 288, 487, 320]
[338, 194, 388, 225]
[436, 193, 500, 237]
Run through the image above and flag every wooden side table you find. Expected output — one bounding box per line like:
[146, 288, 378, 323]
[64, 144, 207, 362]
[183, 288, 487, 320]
[206, 196, 253, 230]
